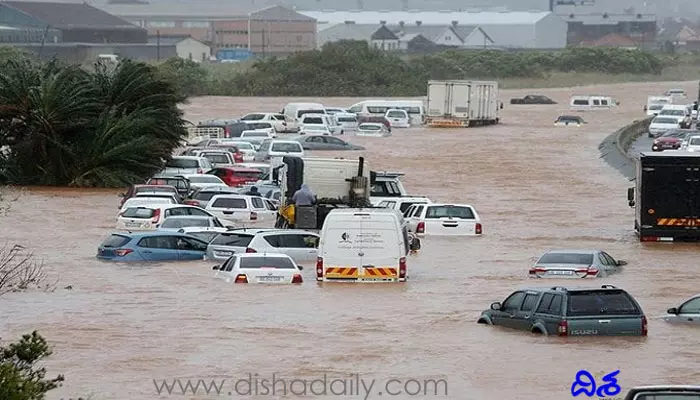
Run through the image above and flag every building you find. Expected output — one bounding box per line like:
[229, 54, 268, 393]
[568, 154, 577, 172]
[580, 33, 640, 49]
[0, 1, 147, 44]
[553, 1, 656, 47]
[94, 2, 317, 55]
[302, 11, 568, 49]
[148, 34, 211, 61]
[657, 19, 700, 51]
[318, 21, 494, 50]
[14, 42, 176, 63]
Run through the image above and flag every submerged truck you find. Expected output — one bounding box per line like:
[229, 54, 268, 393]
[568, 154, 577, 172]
[425, 80, 502, 128]
[628, 152, 700, 242]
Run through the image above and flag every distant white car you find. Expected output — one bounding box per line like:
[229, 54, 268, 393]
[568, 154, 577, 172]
[205, 229, 319, 262]
[178, 174, 227, 190]
[334, 112, 359, 131]
[242, 121, 275, 135]
[157, 215, 225, 231]
[385, 109, 410, 128]
[649, 116, 681, 138]
[119, 196, 176, 214]
[357, 123, 391, 137]
[220, 140, 256, 161]
[163, 156, 212, 175]
[240, 112, 299, 133]
[212, 253, 304, 284]
[241, 130, 275, 140]
[299, 124, 332, 135]
[404, 203, 482, 237]
[684, 135, 700, 152]
[253, 140, 304, 162]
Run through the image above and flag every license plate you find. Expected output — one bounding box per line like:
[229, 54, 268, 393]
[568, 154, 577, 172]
[548, 270, 573, 275]
[257, 276, 282, 282]
[125, 222, 140, 227]
[216, 251, 233, 256]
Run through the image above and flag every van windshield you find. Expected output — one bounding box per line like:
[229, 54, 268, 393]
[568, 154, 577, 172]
[660, 109, 685, 116]
[271, 143, 302, 153]
[303, 117, 324, 124]
[567, 290, 640, 316]
[298, 110, 322, 118]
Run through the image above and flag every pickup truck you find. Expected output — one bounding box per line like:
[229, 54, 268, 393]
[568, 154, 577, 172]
[198, 151, 236, 167]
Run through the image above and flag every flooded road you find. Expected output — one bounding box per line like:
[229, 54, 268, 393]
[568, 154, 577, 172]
[2, 81, 700, 400]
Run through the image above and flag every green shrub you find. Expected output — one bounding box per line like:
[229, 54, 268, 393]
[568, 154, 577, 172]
[155, 42, 670, 97]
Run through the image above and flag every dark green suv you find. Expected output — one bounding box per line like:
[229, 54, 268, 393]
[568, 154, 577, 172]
[477, 285, 647, 336]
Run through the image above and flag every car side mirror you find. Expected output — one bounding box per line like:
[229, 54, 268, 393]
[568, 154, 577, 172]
[490, 302, 501, 311]
[628, 200, 635, 207]
[298, 266, 304, 270]
[627, 187, 634, 201]
[667, 307, 678, 314]
[617, 260, 627, 266]
[212, 265, 220, 270]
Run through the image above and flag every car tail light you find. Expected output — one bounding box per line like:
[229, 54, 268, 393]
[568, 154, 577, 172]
[114, 249, 133, 257]
[399, 257, 406, 279]
[184, 200, 200, 206]
[291, 274, 303, 284]
[234, 274, 248, 283]
[316, 257, 324, 279]
[475, 223, 482, 234]
[245, 248, 257, 253]
[151, 208, 160, 223]
[529, 267, 546, 275]
[416, 222, 425, 234]
[585, 267, 599, 276]
[640, 236, 659, 242]
[250, 211, 258, 220]
[641, 316, 648, 336]
[557, 320, 568, 336]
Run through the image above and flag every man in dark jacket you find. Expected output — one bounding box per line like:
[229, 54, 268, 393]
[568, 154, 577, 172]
[245, 186, 262, 197]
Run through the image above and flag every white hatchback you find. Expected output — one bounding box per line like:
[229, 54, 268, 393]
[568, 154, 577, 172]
[385, 109, 410, 128]
[405, 203, 482, 236]
[205, 229, 319, 262]
[212, 253, 304, 284]
[119, 196, 176, 214]
[205, 194, 276, 227]
[116, 204, 216, 231]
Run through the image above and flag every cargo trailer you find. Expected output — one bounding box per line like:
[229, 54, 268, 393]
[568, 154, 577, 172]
[425, 80, 501, 128]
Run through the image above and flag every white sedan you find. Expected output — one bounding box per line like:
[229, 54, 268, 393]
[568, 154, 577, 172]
[118, 196, 176, 214]
[212, 253, 303, 284]
[356, 123, 391, 137]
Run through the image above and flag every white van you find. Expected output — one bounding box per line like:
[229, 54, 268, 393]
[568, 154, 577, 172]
[205, 194, 276, 227]
[316, 208, 409, 283]
[570, 95, 617, 110]
[347, 100, 424, 125]
[645, 96, 672, 116]
[300, 113, 342, 135]
[282, 103, 326, 122]
[658, 104, 692, 128]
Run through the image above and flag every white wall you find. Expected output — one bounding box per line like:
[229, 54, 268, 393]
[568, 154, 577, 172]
[462, 29, 491, 47]
[534, 13, 568, 49]
[433, 28, 463, 46]
[176, 38, 211, 61]
[479, 24, 535, 48]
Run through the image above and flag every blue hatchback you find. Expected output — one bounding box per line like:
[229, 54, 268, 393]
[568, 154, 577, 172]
[97, 231, 209, 262]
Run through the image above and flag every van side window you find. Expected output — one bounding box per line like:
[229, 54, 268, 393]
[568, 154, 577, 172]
[601, 99, 608, 105]
[592, 99, 600, 105]
[413, 205, 424, 217]
[573, 99, 588, 105]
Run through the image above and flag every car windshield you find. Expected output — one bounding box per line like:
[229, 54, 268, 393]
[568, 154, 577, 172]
[660, 110, 685, 116]
[649, 104, 664, 110]
[194, 190, 232, 201]
[662, 130, 685, 138]
[211, 198, 247, 209]
[271, 143, 302, 153]
[231, 142, 253, 150]
[101, 234, 130, 248]
[186, 231, 221, 243]
[187, 176, 222, 183]
[360, 124, 380, 130]
[210, 233, 254, 246]
[305, 125, 328, 131]
[558, 116, 580, 122]
[135, 186, 175, 194]
[386, 110, 406, 118]
[654, 117, 679, 124]
[167, 158, 199, 168]
[538, 252, 594, 264]
[161, 218, 210, 228]
[425, 205, 475, 219]
[239, 256, 296, 269]
[248, 123, 272, 130]
[121, 208, 156, 218]
[337, 116, 357, 122]
[244, 132, 269, 137]
[567, 290, 640, 316]
[303, 117, 324, 124]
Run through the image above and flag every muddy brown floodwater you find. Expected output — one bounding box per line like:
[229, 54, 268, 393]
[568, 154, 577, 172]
[2, 81, 700, 400]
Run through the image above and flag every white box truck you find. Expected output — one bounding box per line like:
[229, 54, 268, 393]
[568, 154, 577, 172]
[425, 80, 501, 127]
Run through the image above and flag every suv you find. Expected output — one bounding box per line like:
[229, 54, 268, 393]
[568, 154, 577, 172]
[477, 285, 647, 336]
[253, 139, 304, 162]
[163, 156, 212, 175]
[206, 229, 319, 262]
[184, 186, 240, 208]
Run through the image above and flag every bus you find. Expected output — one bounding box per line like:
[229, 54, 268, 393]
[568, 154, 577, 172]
[346, 100, 425, 125]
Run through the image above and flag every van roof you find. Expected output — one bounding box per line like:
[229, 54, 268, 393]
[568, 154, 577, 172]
[327, 208, 404, 217]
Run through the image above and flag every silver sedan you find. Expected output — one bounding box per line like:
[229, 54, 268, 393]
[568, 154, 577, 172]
[662, 295, 700, 325]
[528, 249, 627, 278]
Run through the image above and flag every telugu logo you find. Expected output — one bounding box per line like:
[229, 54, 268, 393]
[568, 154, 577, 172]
[571, 369, 621, 398]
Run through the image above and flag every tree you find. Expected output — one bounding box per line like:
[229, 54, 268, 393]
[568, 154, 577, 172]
[0, 56, 188, 187]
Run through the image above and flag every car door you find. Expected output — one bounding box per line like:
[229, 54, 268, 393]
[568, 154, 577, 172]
[511, 292, 541, 331]
[324, 136, 348, 150]
[277, 233, 319, 262]
[176, 236, 208, 260]
[186, 207, 214, 219]
[136, 235, 179, 261]
[675, 297, 700, 324]
[492, 291, 526, 328]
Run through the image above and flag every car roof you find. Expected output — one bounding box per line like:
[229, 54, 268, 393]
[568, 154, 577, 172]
[125, 204, 198, 211]
[426, 203, 474, 208]
[213, 166, 263, 172]
[110, 231, 198, 239]
[218, 228, 278, 235]
[179, 226, 228, 232]
[179, 174, 221, 178]
[134, 184, 174, 189]
[236, 252, 293, 259]
[519, 285, 624, 293]
[172, 155, 205, 160]
[270, 140, 301, 144]
[163, 215, 213, 219]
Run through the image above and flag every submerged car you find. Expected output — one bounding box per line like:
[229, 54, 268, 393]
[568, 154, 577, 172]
[510, 94, 557, 105]
[528, 249, 626, 278]
[554, 115, 585, 126]
[477, 285, 647, 336]
[648, 116, 682, 138]
[662, 294, 700, 325]
[96, 231, 209, 261]
[356, 123, 391, 137]
[651, 129, 691, 151]
[212, 253, 303, 284]
[291, 134, 365, 150]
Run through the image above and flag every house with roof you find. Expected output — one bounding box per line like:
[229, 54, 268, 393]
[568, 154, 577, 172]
[148, 34, 211, 61]
[318, 23, 399, 50]
[0, 1, 147, 43]
[388, 22, 494, 48]
[95, 2, 317, 54]
[303, 10, 568, 48]
[657, 19, 700, 51]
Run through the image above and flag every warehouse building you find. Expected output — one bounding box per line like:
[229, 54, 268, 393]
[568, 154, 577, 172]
[300, 10, 568, 49]
[0, 1, 147, 43]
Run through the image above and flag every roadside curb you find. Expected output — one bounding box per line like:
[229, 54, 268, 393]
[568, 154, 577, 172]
[615, 117, 653, 159]
[599, 117, 653, 180]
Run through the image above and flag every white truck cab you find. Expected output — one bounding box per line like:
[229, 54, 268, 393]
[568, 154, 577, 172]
[370, 172, 409, 205]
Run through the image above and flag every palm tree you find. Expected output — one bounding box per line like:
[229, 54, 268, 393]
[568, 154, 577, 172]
[0, 56, 188, 187]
